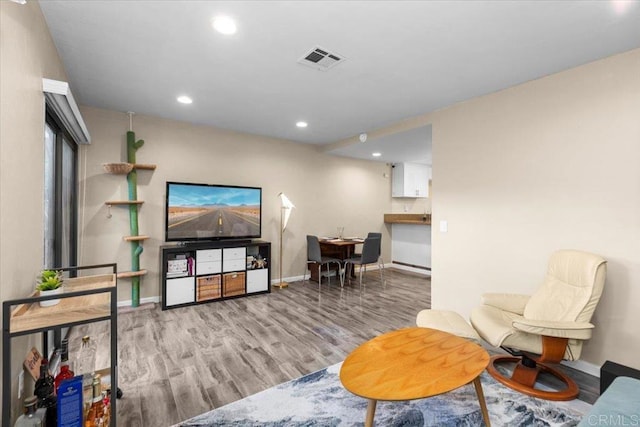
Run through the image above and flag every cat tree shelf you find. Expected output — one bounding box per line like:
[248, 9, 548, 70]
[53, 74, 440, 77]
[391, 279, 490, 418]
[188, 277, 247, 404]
[117, 270, 148, 279]
[123, 235, 150, 242]
[133, 164, 156, 170]
[103, 163, 156, 174]
[105, 200, 144, 206]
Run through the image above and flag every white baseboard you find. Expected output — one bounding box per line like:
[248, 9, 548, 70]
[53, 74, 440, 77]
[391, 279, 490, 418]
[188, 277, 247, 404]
[562, 359, 601, 378]
[390, 263, 431, 276]
[272, 274, 306, 284]
[117, 296, 160, 307]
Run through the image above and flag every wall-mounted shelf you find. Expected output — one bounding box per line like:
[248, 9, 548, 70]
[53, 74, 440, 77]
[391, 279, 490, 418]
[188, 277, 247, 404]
[384, 213, 431, 225]
[117, 269, 148, 279]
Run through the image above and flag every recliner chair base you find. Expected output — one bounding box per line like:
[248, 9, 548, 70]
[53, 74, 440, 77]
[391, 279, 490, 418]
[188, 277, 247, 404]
[487, 354, 579, 401]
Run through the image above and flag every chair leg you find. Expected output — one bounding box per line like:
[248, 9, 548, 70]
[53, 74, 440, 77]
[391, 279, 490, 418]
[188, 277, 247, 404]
[344, 263, 351, 285]
[317, 265, 322, 290]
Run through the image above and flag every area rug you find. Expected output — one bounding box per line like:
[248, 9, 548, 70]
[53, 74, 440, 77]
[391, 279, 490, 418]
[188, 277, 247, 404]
[177, 362, 591, 426]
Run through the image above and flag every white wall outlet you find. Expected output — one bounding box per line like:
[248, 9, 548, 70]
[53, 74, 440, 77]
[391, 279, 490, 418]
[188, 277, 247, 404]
[440, 220, 448, 233]
[18, 370, 24, 399]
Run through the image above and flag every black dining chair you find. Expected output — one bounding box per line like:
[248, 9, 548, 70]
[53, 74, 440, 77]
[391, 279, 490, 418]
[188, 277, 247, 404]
[351, 232, 384, 272]
[343, 236, 383, 288]
[304, 235, 344, 289]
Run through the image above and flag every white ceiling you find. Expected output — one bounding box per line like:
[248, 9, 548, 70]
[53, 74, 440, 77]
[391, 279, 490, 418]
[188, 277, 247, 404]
[39, 1, 640, 163]
[331, 125, 432, 165]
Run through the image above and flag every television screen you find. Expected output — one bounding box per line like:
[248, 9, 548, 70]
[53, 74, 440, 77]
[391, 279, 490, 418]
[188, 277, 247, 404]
[165, 182, 262, 242]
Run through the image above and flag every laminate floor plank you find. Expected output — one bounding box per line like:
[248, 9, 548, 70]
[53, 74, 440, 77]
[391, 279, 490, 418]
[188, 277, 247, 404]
[67, 268, 597, 426]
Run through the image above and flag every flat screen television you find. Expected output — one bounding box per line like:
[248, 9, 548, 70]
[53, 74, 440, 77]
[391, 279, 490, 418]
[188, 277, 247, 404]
[165, 181, 262, 242]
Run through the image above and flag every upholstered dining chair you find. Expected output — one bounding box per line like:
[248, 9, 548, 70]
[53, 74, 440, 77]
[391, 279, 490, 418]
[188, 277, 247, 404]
[343, 236, 383, 288]
[470, 249, 607, 401]
[304, 235, 343, 289]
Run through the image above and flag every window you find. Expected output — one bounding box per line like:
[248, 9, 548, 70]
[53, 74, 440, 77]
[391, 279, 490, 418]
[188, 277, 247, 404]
[44, 110, 78, 269]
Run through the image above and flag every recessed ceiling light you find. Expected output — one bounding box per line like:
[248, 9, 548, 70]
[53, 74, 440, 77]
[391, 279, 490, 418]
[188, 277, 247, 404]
[372, 152, 382, 157]
[177, 95, 193, 104]
[611, 0, 634, 14]
[212, 16, 237, 35]
[296, 121, 308, 128]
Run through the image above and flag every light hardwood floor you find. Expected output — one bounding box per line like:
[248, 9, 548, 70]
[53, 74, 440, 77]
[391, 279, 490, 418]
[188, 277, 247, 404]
[69, 268, 597, 426]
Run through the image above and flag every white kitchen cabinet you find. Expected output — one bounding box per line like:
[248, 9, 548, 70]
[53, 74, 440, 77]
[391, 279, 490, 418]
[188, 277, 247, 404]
[392, 162, 430, 198]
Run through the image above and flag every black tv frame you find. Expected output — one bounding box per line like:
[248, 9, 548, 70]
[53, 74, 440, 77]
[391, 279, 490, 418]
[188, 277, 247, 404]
[164, 181, 262, 243]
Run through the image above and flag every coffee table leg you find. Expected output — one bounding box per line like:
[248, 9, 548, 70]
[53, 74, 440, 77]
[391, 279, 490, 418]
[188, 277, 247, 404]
[473, 376, 491, 427]
[365, 399, 377, 427]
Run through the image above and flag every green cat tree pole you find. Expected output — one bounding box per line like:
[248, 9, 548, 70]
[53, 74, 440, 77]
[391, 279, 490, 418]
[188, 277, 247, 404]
[127, 130, 144, 307]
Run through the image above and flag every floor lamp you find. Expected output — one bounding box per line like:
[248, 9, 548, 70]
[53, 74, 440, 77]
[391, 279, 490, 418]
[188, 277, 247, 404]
[277, 192, 294, 289]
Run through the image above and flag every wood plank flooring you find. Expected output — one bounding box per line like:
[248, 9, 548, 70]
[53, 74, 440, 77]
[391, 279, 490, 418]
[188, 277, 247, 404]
[68, 268, 598, 426]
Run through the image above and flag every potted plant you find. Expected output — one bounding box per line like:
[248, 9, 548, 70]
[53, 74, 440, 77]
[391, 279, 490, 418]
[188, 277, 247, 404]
[36, 270, 64, 307]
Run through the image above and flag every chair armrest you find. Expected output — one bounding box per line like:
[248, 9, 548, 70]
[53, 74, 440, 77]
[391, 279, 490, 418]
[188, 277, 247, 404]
[512, 318, 594, 340]
[481, 293, 530, 315]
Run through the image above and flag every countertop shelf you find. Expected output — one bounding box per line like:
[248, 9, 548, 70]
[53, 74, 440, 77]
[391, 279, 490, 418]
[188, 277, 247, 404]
[384, 213, 431, 225]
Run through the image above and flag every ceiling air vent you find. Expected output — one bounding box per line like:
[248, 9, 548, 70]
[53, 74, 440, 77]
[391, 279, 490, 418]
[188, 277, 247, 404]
[298, 46, 345, 71]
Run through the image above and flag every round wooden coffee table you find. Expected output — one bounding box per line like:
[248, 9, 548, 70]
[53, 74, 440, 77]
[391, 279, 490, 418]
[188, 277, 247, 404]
[340, 327, 491, 426]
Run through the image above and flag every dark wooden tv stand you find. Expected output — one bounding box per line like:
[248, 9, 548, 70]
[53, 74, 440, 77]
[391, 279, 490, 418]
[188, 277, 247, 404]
[160, 240, 271, 310]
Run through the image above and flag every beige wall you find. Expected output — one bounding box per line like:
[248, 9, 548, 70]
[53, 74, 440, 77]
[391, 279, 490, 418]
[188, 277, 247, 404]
[78, 107, 392, 303]
[0, 0, 69, 418]
[430, 49, 640, 370]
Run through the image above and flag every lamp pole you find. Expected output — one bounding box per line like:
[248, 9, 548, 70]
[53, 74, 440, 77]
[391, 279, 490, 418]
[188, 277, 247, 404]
[277, 205, 289, 289]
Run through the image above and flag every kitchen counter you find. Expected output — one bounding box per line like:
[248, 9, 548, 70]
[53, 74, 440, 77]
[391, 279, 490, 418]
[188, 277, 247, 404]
[384, 213, 431, 225]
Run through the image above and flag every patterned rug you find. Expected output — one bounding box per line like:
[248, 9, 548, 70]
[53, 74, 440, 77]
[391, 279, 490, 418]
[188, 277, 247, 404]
[177, 362, 591, 426]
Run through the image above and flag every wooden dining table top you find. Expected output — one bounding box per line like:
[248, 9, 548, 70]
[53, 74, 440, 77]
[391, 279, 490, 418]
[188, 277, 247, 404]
[319, 237, 364, 246]
[339, 327, 490, 401]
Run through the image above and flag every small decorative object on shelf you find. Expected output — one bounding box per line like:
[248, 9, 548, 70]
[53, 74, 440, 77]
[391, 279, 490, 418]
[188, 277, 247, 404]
[102, 163, 134, 174]
[36, 270, 63, 307]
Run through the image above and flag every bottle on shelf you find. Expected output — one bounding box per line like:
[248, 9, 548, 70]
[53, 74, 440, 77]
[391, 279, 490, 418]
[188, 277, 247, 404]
[85, 374, 105, 427]
[54, 338, 75, 391]
[101, 389, 111, 426]
[76, 335, 97, 418]
[13, 396, 43, 427]
[76, 336, 97, 375]
[33, 359, 56, 427]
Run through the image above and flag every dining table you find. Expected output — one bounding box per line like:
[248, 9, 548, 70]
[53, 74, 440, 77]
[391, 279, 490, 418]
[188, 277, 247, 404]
[308, 237, 365, 282]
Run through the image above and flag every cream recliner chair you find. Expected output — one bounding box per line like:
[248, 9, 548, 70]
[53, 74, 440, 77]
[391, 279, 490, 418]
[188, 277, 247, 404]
[470, 249, 607, 400]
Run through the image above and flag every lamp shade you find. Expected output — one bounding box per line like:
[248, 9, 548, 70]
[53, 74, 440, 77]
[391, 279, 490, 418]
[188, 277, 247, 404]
[279, 193, 294, 231]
